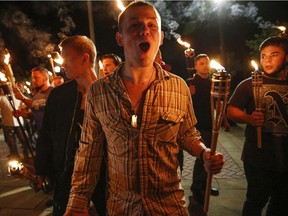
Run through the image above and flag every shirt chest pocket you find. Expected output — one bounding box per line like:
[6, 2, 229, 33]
[156, 111, 185, 143]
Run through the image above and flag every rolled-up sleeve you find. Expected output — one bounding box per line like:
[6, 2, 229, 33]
[177, 84, 207, 157]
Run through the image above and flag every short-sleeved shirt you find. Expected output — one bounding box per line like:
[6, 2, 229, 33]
[0, 95, 23, 126]
[31, 86, 53, 131]
[228, 76, 288, 172]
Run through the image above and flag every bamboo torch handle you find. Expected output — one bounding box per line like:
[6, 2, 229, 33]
[203, 129, 219, 212]
[204, 173, 213, 212]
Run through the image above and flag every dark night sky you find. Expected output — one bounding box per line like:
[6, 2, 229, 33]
[0, 0, 287, 86]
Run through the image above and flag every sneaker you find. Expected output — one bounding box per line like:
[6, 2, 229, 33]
[211, 187, 219, 196]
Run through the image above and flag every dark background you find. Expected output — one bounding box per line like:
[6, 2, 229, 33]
[0, 1, 287, 89]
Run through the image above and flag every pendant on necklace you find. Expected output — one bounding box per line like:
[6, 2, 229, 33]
[131, 114, 137, 128]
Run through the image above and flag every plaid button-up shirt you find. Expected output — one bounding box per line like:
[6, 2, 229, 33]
[67, 63, 205, 215]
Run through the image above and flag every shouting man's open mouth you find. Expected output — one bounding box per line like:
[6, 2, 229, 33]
[139, 42, 150, 52]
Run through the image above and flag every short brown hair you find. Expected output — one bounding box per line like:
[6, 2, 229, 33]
[194, 54, 209, 64]
[259, 36, 288, 54]
[118, 0, 161, 33]
[101, 54, 122, 66]
[59, 35, 97, 66]
[31, 67, 50, 80]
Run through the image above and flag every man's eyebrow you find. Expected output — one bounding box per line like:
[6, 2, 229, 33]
[261, 51, 280, 55]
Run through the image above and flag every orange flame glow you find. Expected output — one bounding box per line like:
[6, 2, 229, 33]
[99, 60, 103, 70]
[251, 60, 258, 71]
[176, 38, 190, 49]
[276, 26, 286, 34]
[4, 53, 10, 65]
[0, 72, 7, 82]
[8, 160, 23, 173]
[210, 60, 225, 71]
[54, 52, 63, 65]
[117, 0, 125, 12]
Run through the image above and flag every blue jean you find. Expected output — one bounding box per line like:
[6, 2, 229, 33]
[242, 161, 288, 216]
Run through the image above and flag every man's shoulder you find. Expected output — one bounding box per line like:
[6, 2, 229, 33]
[51, 80, 76, 93]
[47, 80, 77, 102]
[236, 77, 252, 89]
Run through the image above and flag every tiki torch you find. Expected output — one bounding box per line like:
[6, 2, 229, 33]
[204, 60, 231, 213]
[173, 33, 195, 76]
[0, 82, 35, 158]
[251, 60, 263, 149]
[47, 54, 57, 78]
[4, 49, 16, 86]
[98, 59, 104, 78]
[8, 160, 48, 192]
[48, 52, 63, 79]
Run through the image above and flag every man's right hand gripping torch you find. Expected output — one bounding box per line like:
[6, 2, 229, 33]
[204, 60, 231, 213]
[184, 48, 196, 77]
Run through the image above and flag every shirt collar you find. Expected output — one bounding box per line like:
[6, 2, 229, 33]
[108, 62, 171, 90]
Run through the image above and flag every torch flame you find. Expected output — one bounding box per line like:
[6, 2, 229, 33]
[54, 52, 63, 65]
[24, 85, 31, 94]
[0, 72, 8, 82]
[176, 38, 190, 49]
[4, 53, 10, 65]
[117, 0, 125, 12]
[210, 60, 225, 71]
[276, 26, 286, 34]
[8, 160, 23, 173]
[99, 60, 103, 70]
[55, 66, 61, 73]
[251, 60, 258, 71]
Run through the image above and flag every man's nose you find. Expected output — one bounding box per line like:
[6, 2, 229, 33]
[140, 24, 149, 36]
[266, 57, 272, 62]
[264, 55, 272, 62]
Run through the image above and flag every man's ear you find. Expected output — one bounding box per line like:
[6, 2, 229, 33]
[82, 53, 89, 64]
[116, 32, 123, 46]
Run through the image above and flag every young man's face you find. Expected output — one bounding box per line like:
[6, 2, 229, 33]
[116, 5, 164, 67]
[31, 71, 47, 90]
[61, 47, 85, 80]
[102, 58, 117, 76]
[260, 45, 287, 77]
[195, 57, 210, 78]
